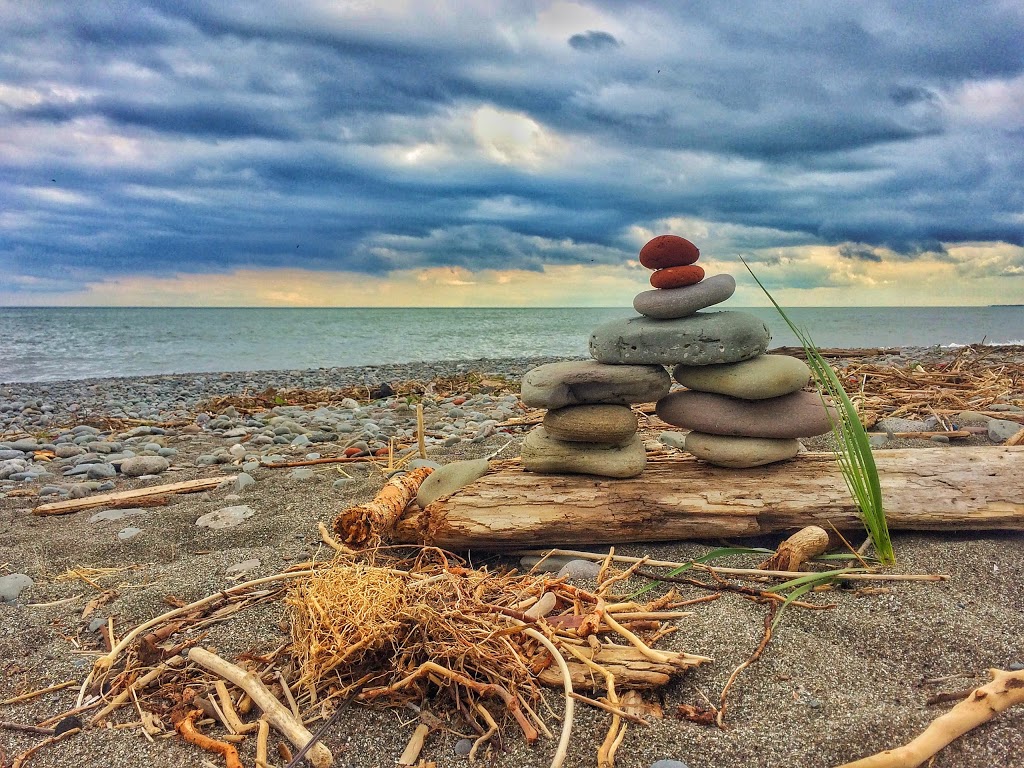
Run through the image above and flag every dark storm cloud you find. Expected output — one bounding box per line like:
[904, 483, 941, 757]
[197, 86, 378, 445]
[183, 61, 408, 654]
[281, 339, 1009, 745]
[1, 0, 1023, 296]
[568, 30, 620, 52]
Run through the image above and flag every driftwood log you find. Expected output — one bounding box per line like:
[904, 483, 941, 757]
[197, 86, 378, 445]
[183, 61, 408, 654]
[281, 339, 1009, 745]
[393, 447, 1024, 549]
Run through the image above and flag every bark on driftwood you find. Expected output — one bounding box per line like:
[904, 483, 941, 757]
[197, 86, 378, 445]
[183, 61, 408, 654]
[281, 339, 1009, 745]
[393, 447, 1024, 549]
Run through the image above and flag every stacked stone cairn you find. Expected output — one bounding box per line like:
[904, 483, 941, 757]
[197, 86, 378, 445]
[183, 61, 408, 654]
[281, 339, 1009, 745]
[520, 234, 837, 476]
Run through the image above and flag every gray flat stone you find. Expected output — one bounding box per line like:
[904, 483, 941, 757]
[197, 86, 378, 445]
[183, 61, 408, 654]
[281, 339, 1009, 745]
[0, 573, 33, 602]
[658, 431, 688, 450]
[989, 418, 1022, 442]
[543, 404, 637, 443]
[119, 455, 170, 477]
[196, 505, 255, 529]
[521, 426, 646, 478]
[633, 273, 736, 319]
[684, 432, 801, 468]
[226, 558, 262, 577]
[657, 390, 837, 438]
[589, 311, 770, 366]
[522, 361, 670, 409]
[673, 354, 810, 400]
[118, 527, 143, 541]
[417, 458, 490, 507]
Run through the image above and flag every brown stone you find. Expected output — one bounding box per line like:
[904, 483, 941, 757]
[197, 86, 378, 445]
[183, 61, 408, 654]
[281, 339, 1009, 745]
[639, 235, 700, 269]
[543, 404, 638, 443]
[656, 390, 838, 438]
[650, 265, 704, 290]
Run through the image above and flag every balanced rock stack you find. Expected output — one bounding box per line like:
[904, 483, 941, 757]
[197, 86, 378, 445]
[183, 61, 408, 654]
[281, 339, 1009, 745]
[520, 234, 837, 475]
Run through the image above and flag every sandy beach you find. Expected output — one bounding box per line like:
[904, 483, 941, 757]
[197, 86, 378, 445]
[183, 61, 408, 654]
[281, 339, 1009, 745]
[2, 348, 1023, 768]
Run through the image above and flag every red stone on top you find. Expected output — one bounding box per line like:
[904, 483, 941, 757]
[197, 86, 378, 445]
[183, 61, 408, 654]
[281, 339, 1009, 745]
[639, 235, 700, 270]
[650, 264, 704, 289]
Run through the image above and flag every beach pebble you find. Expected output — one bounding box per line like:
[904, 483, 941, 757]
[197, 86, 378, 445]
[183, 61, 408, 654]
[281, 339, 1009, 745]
[557, 559, 602, 580]
[659, 431, 688, 450]
[196, 505, 255, 529]
[519, 554, 578, 573]
[0, 573, 33, 602]
[651, 761, 689, 768]
[867, 433, 889, 448]
[988, 418, 1022, 442]
[589, 312, 770, 366]
[633, 274, 736, 319]
[543, 404, 638, 443]
[226, 558, 262, 577]
[288, 468, 315, 480]
[956, 410, 992, 426]
[650, 264, 705, 289]
[90, 507, 149, 523]
[522, 361, 670, 409]
[657, 390, 838, 438]
[638, 235, 700, 269]
[119, 455, 170, 477]
[454, 738, 474, 756]
[234, 472, 256, 492]
[416, 459, 490, 507]
[117, 527, 142, 541]
[876, 417, 929, 434]
[684, 432, 801, 468]
[521, 426, 646, 478]
[673, 355, 811, 400]
[929, 434, 950, 444]
[86, 462, 117, 479]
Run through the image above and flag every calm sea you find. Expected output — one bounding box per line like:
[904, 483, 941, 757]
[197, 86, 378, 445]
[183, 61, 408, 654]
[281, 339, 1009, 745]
[2, 306, 1023, 383]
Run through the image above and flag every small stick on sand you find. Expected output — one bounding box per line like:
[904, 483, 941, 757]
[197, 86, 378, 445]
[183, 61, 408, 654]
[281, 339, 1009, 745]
[1, 680, 78, 706]
[835, 668, 1024, 768]
[11, 727, 81, 768]
[255, 719, 271, 768]
[188, 647, 333, 768]
[91, 656, 186, 725]
[173, 709, 243, 768]
[759, 526, 831, 571]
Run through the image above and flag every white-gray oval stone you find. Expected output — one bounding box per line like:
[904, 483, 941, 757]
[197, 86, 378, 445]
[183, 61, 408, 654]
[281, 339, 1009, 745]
[673, 354, 810, 400]
[120, 456, 170, 477]
[416, 458, 491, 507]
[521, 426, 646, 478]
[633, 274, 736, 319]
[196, 505, 255, 529]
[521, 361, 670, 409]
[589, 311, 770, 366]
[0, 573, 33, 602]
[684, 432, 801, 468]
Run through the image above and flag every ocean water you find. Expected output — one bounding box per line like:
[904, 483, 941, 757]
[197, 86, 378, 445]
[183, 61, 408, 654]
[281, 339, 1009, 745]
[2, 305, 1023, 383]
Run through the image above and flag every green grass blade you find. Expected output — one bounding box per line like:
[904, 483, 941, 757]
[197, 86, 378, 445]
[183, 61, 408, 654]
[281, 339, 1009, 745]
[741, 258, 895, 564]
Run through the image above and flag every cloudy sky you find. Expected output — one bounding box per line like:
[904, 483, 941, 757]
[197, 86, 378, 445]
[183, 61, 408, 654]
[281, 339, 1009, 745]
[2, 1, 1023, 307]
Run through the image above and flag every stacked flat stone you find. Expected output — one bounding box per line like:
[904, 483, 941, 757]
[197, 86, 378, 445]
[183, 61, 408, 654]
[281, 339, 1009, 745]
[519, 361, 670, 478]
[594, 234, 837, 468]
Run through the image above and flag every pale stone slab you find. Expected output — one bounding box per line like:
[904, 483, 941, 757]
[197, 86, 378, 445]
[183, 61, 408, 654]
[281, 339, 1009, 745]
[521, 426, 646, 478]
[672, 354, 810, 400]
[521, 361, 670, 409]
[684, 431, 801, 468]
[417, 458, 491, 507]
[589, 311, 770, 366]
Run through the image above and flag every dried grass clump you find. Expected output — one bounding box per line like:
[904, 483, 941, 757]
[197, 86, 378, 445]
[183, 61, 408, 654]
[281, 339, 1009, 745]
[286, 561, 408, 690]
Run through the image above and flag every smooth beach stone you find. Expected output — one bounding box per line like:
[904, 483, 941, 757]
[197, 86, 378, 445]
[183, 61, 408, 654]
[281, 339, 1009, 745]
[543, 404, 638, 443]
[119, 455, 170, 477]
[521, 361, 670, 409]
[196, 504, 255, 530]
[416, 458, 490, 507]
[650, 264, 704, 290]
[657, 390, 838, 438]
[988, 418, 1022, 442]
[0, 573, 33, 602]
[638, 235, 700, 270]
[633, 274, 735, 319]
[684, 431, 801, 468]
[589, 312, 770, 366]
[521, 426, 646, 478]
[672, 354, 810, 400]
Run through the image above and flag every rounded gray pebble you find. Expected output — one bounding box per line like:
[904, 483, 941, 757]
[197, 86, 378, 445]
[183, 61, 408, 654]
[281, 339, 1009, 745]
[651, 761, 689, 768]
[0, 573, 34, 602]
[454, 738, 474, 756]
[118, 527, 143, 541]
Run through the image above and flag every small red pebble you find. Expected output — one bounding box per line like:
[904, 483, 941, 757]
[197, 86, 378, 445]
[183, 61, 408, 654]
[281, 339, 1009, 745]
[374, 447, 390, 456]
[639, 235, 700, 270]
[650, 264, 704, 289]
[343, 447, 362, 457]
[452, 397, 467, 405]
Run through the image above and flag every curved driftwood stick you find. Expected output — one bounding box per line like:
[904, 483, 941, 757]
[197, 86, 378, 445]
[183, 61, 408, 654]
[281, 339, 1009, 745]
[836, 668, 1024, 768]
[189, 648, 333, 768]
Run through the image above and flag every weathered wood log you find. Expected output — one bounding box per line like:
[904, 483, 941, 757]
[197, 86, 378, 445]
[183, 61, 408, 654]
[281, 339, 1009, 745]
[394, 447, 1024, 549]
[33, 476, 227, 516]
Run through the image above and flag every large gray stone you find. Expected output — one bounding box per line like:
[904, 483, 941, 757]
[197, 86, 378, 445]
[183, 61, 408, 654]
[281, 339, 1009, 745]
[989, 418, 1023, 442]
[633, 274, 736, 319]
[589, 311, 770, 366]
[521, 426, 645, 478]
[521, 361, 670, 409]
[543, 404, 638, 443]
[417, 458, 491, 507]
[673, 354, 810, 400]
[684, 432, 801, 468]
[0, 573, 33, 602]
[656, 390, 838, 438]
[196, 505, 255, 530]
[119, 455, 170, 477]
